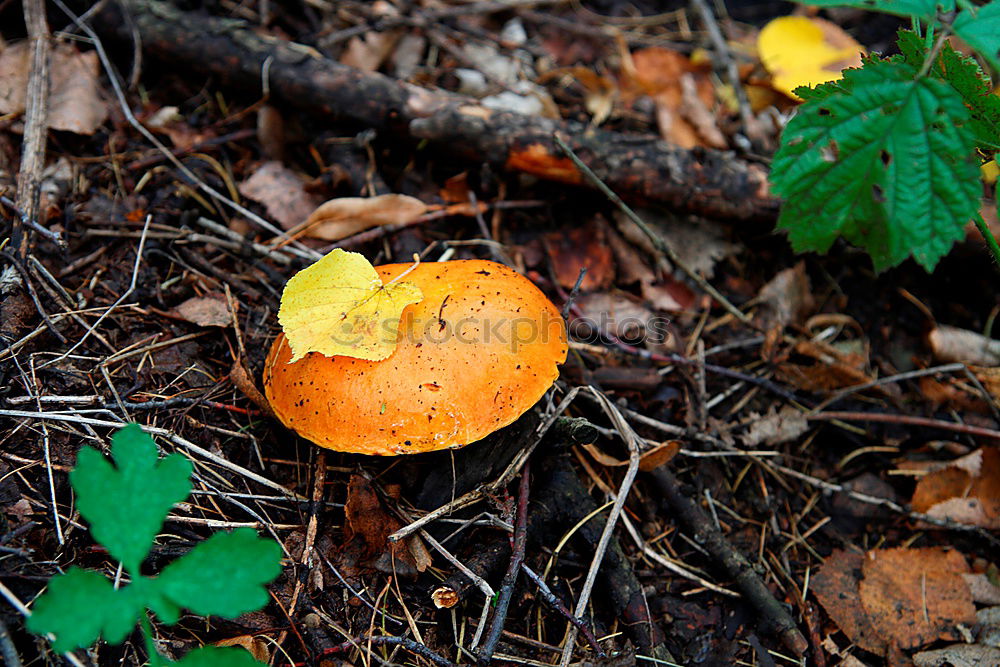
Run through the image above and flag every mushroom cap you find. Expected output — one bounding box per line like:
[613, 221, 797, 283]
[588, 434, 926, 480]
[264, 260, 568, 455]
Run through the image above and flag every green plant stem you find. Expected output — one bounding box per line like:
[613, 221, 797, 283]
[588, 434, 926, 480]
[973, 214, 1000, 266]
[918, 30, 950, 77]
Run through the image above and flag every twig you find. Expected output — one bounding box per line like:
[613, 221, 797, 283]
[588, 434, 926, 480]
[324, 635, 457, 667]
[558, 389, 641, 667]
[0, 409, 306, 500]
[0, 617, 21, 667]
[420, 529, 495, 650]
[521, 564, 606, 659]
[0, 580, 88, 667]
[552, 133, 752, 326]
[649, 467, 808, 656]
[13, 0, 51, 258]
[0, 250, 67, 344]
[689, 0, 758, 147]
[808, 410, 1000, 441]
[40, 215, 151, 368]
[0, 196, 63, 247]
[477, 462, 531, 664]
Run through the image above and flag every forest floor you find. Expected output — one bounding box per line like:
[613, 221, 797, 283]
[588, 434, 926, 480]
[1, 1, 999, 666]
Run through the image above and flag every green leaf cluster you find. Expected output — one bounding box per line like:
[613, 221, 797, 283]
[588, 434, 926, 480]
[26, 424, 282, 666]
[772, 0, 1000, 271]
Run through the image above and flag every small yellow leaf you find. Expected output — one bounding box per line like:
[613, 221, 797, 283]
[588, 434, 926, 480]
[757, 16, 865, 100]
[278, 249, 423, 362]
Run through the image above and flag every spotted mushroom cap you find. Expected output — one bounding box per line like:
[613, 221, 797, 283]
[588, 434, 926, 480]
[263, 260, 568, 455]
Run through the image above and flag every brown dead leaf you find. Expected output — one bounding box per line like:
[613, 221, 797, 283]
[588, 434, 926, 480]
[963, 573, 1000, 604]
[573, 292, 657, 343]
[860, 547, 976, 650]
[238, 161, 322, 231]
[641, 280, 696, 312]
[174, 292, 232, 328]
[621, 47, 717, 148]
[539, 67, 618, 126]
[606, 226, 655, 285]
[299, 194, 428, 241]
[213, 635, 270, 662]
[742, 406, 809, 446]
[341, 31, 403, 72]
[812, 549, 886, 655]
[439, 172, 471, 204]
[757, 262, 815, 330]
[504, 143, 582, 183]
[0, 41, 109, 135]
[613, 209, 735, 278]
[342, 474, 420, 574]
[911, 448, 1000, 529]
[545, 220, 615, 291]
[776, 339, 874, 392]
[913, 644, 1000, 667]
[928, 325, 1000, 366]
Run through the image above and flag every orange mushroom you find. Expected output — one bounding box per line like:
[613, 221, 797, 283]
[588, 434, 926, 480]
[263, 260, 568, 455]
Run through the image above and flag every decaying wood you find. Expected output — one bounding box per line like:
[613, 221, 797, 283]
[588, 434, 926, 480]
[77, 0, 778, 222]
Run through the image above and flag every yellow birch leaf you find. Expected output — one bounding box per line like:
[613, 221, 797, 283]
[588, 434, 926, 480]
[278, 249, 423, 362]
[757, 16, 865, 100]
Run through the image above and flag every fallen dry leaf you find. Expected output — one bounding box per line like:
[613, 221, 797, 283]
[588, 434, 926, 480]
[757, 16, 865, 99]
[859, 547, 976, 650]
[174, 293, 232, 328]
[911, 448, 1000, 529]
[299, 194, 428, 241]
[641, 280, 696, 312]
[913, 644, 1000, 667]
[0, 41, 109, 135]
[342, 474, 421, 574]
[757, 262, 815, 330]
[928, 325, 1000, 366]
[238, 161, 322, 231]
[814, 547, 977, 656]
[619, 46, 719, 148]
[742, 406, 808, 446]
[545, 220, 615, 291]
[812, 549, 886, 655]
[573, 292, 658, 344]
[776, 339, 874, 393]
[963, 573, 1000, 604]
[613, 209, 735, 278]
[213, 635, 270, 662]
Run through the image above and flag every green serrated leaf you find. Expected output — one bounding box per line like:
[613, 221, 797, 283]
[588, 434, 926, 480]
[772, 57, 980, 271]
[70, 424, 192, 574]
[26, 568, 145, 652]
[953, 0, 1000, 74]
[173, 645, 266, 667]
[792, 0, 952, 19]
[154, 529, 282, 620]
[934, 42, 1000, 149]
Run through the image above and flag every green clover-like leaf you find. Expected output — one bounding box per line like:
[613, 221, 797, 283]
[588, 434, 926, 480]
[70, 424, 192, 574]
[773, 57, 980, 271]
[26, 568, 146, 652]
[153, 529, 282, 620]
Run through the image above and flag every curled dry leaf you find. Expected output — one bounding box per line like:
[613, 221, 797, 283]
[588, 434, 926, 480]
[911, 447, 1000, 529]
[0, 41, 109, 135]
[213, 635, 270, 662]
[238, 161, 322, 231]
[928, 325, 1000, 366]
[300, 194, 428, 241]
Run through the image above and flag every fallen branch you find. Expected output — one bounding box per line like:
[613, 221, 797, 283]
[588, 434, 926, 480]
[79, 0, 778, 222]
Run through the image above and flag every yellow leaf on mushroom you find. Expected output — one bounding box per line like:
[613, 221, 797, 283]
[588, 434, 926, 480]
[278, 249, 422, 362]
[757, 16, 865, 99]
